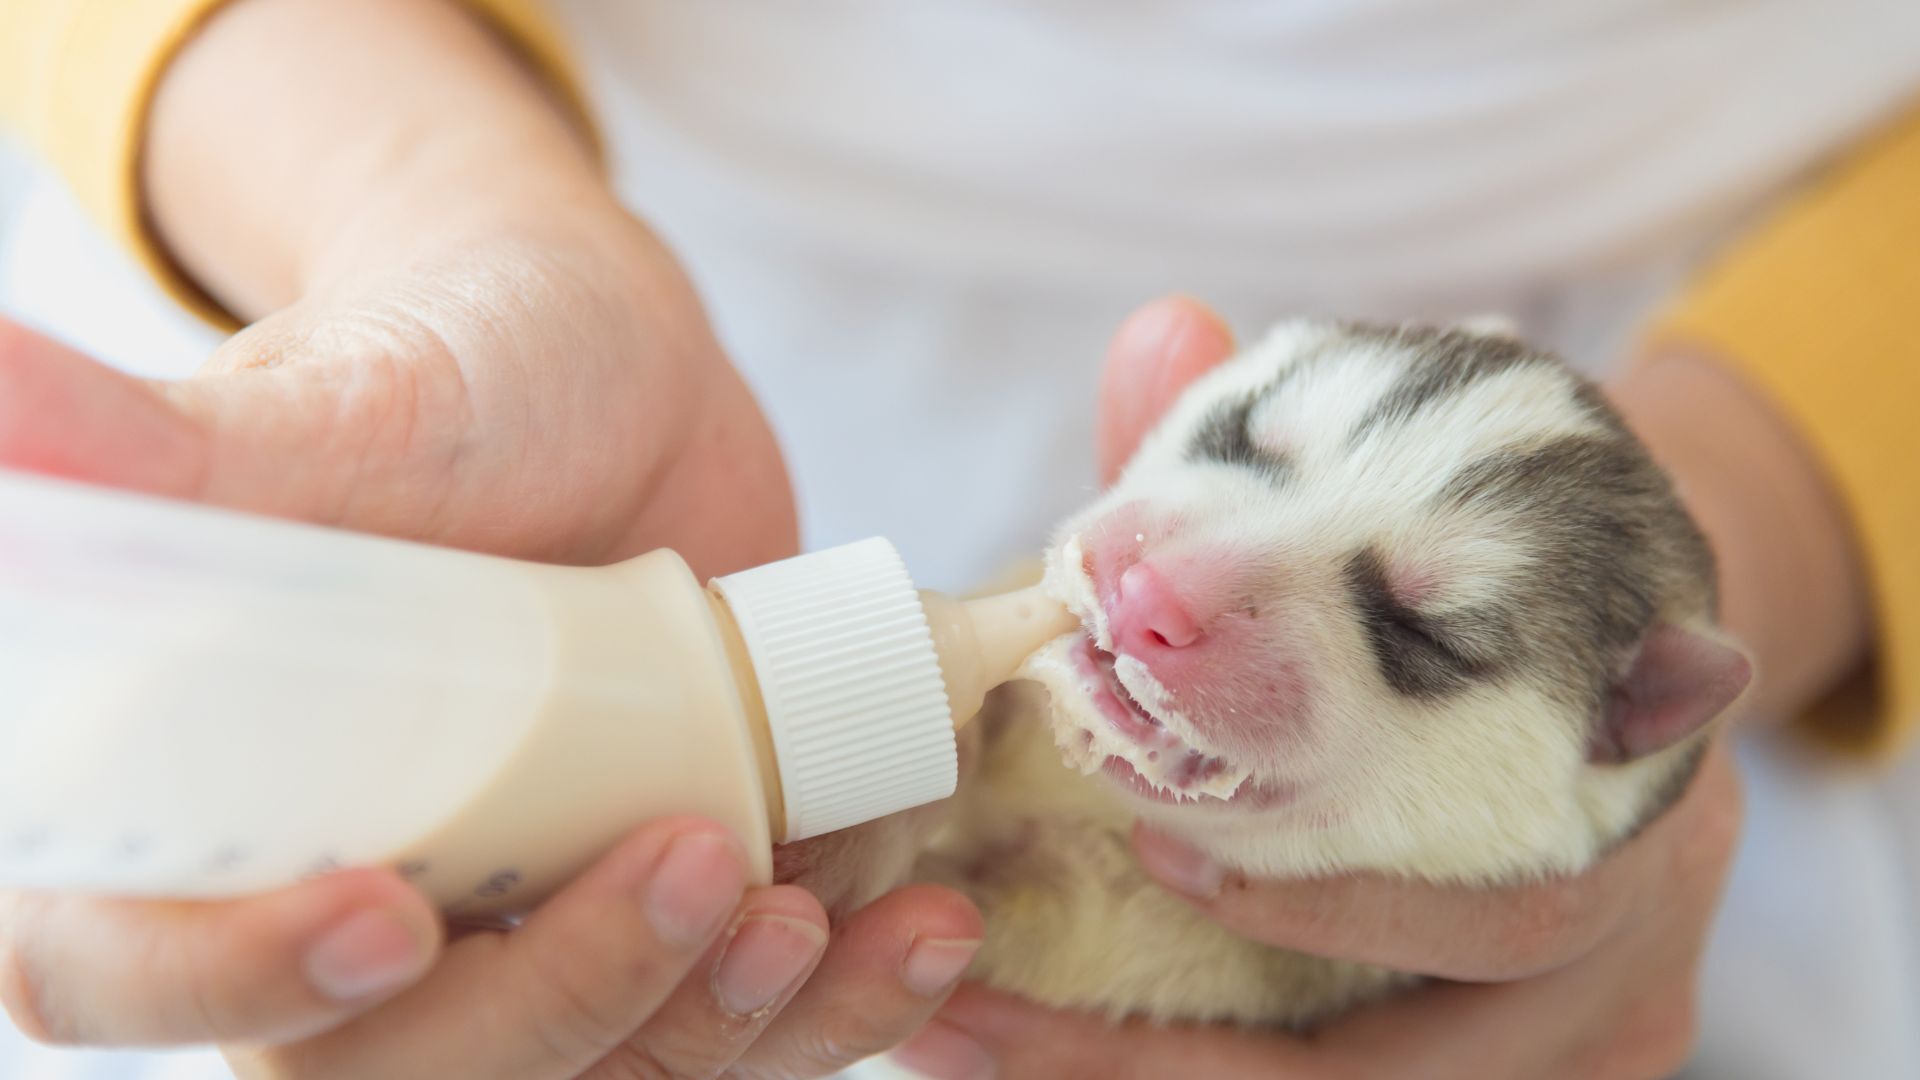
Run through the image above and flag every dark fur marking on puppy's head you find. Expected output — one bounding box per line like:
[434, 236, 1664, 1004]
[1344, 547, 1512, 699]
[1188, 393, 1293, 480]
[1441, 432, 1716, 718]
[1342, 325, 1553, 449]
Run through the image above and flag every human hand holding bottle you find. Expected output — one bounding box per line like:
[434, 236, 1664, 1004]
[0, 0, 985, 1075]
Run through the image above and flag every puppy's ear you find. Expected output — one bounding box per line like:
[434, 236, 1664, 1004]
[1589, 625, 1752, 763]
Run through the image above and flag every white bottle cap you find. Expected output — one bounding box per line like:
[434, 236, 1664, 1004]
[711, 538, 954, 842]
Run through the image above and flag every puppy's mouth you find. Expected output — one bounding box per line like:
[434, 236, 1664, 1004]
[1006, 630, 1249, 803]
[1021, 531, 1304, 809]
[1075, 634, 1236, 776]
[1021, 531, 1253, 802]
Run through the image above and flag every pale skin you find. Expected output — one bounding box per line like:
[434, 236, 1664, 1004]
[0, 0, 1874, 1077]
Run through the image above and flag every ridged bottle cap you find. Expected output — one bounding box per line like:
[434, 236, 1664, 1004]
[711, 538, 954, 841]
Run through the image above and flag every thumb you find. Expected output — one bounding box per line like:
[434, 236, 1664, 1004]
[0, 318, 209, 495]
[1096, 296, 1237, 484]
[0, 313, 486, 546]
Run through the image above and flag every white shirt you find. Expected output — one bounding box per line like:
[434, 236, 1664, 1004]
[3, 1, 1919, 1075]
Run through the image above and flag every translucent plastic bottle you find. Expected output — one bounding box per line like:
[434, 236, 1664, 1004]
[0, 469, 1074, 915]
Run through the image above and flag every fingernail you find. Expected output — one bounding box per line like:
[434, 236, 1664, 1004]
[1134, 826, 1225, 899]
[713, 914, 826, 1017]
[645, 831, 745, 947]
[900, 937, 982, 998]
[1118, 298, 1189, 362]
[893, 1019, 996, 1080]
[304, 909, 433, 1002]
[1121, 297, 1182, 349]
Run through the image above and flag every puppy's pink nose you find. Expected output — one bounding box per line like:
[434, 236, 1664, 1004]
[1112, 562, 1204, 651]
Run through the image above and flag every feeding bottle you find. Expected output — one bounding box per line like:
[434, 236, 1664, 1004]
[0, 468, 1074, 915]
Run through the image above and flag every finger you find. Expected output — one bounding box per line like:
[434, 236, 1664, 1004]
[731, 885, 984, 1079]
[895, 985, 1317, 1080]
[0, 312, 448, 530]
[1310, 768, 1735, 1080]
[0, 311, 492, 549]
[254, 819, 747, 1080]
[908, 750, 1735, 1080]
[0, 317, 208, 493]
[1096, 296, 1236, 484]
[1308, 970, 1701, 1080]
[1129, 745, 1740, 981]
[160, 313, 484, 539]
[0, 871, 439, 1047]
[587, 885, 827, 1080]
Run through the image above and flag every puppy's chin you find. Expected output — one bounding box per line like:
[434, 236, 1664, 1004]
[1020, 635, 1255, 804]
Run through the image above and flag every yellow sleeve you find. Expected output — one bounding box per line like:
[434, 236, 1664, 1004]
[0, 0, 596, 330]
[1650, 99, 1920, 761]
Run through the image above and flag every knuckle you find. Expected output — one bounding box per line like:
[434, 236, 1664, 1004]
[0, 935, 61, 1044]
[527, 963, 637, 1069]
[1588, 993, 1700, 1079]
[170, 925, 251, 1042]
[207, 323, 295, 374]
[1634, 994, 1700, 1075]
[599, 1037, 708, 1080]
[516, 934, 672, 1071]
[730, 1023, 867, 1080]
[1646, 1021, 1700, 1075]
[0, 895, 74, 1044]
[615, 1019, 754, 1080]
[1574, 980, 1697, 1076]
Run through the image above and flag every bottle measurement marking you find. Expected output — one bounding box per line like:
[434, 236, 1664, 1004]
[301, 854, 343, 880]
[473, 870, 521, 899]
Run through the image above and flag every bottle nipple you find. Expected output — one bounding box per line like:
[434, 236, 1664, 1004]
[919, 584, 1078, 727]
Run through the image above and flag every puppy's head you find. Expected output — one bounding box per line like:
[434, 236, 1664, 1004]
[1027, 319, 1748, 880]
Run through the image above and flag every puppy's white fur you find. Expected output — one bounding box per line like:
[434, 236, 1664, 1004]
[785, 319, 1726, 1028]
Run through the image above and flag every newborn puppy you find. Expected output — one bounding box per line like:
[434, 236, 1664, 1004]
[792, 318, 1752, 1029]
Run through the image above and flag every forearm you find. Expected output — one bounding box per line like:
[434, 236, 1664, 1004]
[1608, 350, 1872, 722]
[145, 0, 609, 321]
[1615, 98, 1920, 752]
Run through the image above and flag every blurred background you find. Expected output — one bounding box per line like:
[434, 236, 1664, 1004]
[0, 141, 216, 379]
[1, 144, 24, 246]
